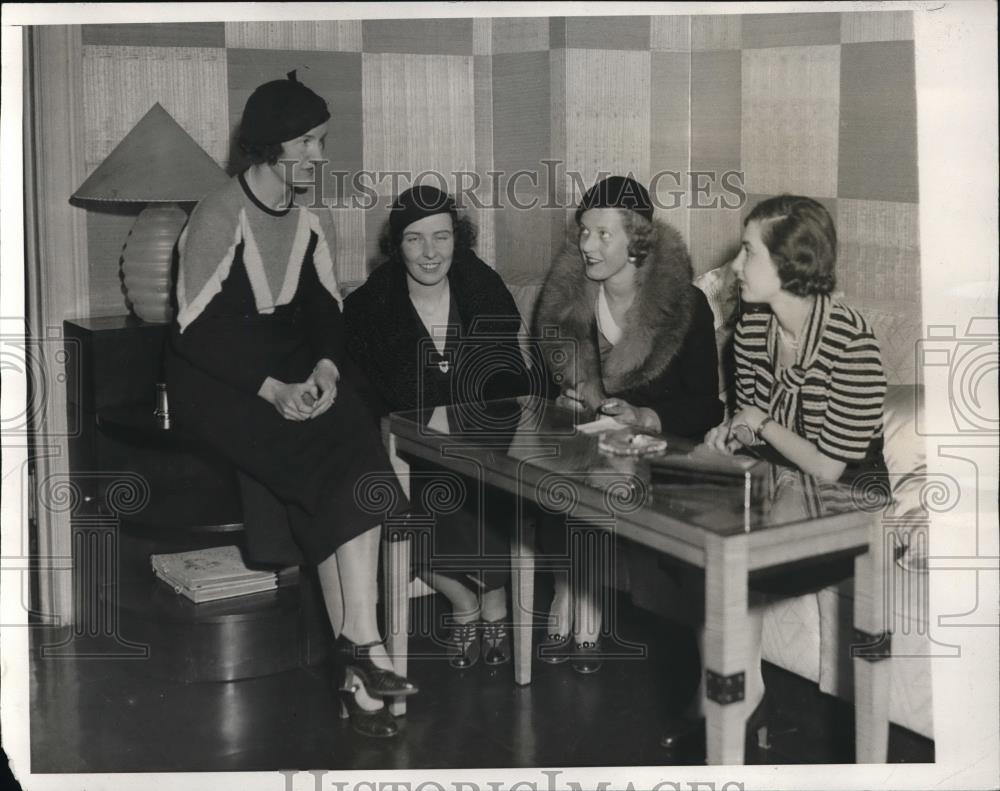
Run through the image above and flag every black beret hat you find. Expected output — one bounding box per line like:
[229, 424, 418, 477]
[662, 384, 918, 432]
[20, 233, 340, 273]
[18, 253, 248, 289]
[239, 71, 330, 147]
[575, 175, 654, 224]
[389, 186, 457, 239]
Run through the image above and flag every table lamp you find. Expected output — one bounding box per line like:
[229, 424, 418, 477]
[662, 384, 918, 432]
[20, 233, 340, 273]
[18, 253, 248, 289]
[72, 103, 230, 323]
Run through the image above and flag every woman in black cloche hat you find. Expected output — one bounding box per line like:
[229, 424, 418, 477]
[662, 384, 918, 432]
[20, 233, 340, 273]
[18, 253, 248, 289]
[533, 175, 723, 674]
[343, 186, 531, 672]
[166, 74, 416, 738]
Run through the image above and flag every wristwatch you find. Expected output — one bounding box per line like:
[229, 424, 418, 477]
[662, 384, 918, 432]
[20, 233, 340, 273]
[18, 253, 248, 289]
[732, 415, 773, 447]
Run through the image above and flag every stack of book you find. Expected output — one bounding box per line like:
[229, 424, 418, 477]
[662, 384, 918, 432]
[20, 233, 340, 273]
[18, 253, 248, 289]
[151, 545, 277, 604]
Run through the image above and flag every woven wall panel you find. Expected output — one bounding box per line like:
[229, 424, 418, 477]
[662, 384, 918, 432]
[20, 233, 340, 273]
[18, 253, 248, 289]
[741, 13, 840, 49]
[83, 23, 224, 48]
[838, 41, 918, 203]
[492, 17, 549, 54]
[492, 52, 551, 175]
[837, 199, 920, 305]
[494, 188, 559, 286]
[473, 56, 495, 177]
[473, 18, 492, 55]
[362, 19, 473, 55]
[362, 54, 476, 195]
[741, 45, 840, 198]
[82, 45, 230, 174]
[841, 11, 913, 43]
[650, 51, 691, 174]
[467, 199, 497, 271]
[327, 206, 368, 288]
[549, 17, 567, 49]
[564, 49, 651, 201]
[688, 188, 743, 275]
[224, 21, 363, 51]
[565, 16, 651, 50]
[691, 15, 741, 51]
[651, 16, 690, 51]
[690, 50, 741, 170]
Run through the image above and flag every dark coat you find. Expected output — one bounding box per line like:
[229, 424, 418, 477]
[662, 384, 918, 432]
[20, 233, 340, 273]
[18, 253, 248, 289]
[533, 219, 723, 438]
[165, 222, 399, 568]
[343, 251, 530, 415]
[343, 251, 530, 592]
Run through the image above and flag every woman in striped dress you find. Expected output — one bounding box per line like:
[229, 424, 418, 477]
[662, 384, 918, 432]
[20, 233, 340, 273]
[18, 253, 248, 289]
[705, 194, 888, 482]
[661, 194, 887, 759]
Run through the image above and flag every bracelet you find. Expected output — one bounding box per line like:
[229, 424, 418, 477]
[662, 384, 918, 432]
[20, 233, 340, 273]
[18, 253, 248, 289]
[757, 416, 773, 443]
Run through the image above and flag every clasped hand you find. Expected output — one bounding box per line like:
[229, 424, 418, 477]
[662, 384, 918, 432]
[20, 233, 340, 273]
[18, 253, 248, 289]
[703, 405, 768, 454]
[261, 359, 339, 421]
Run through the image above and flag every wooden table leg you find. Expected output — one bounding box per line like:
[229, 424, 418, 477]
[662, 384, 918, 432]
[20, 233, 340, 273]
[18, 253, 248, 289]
[703, 533, 750, 765]
[385, 429, 412, 718]
[511, 515, 535, 686]
[385, 530, 410, 717]
[853, 513, 891, 762]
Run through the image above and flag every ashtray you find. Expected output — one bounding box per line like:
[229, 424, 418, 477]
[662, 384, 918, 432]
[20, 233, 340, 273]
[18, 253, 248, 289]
[597, 427, 668, 457]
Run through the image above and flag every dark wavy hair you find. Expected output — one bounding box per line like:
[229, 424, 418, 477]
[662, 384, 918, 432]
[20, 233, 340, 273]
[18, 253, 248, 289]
[575, 208, 655, 267]
[379, 213, 478, 267]
[745, 195, 837, 296]
[238, 138, 283, 166]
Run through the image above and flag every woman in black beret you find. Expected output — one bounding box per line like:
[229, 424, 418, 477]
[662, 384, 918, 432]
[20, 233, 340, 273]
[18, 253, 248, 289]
[533, 175, 723, 673]
[344, 186, 531, 671]
[166, 75, 415, 738]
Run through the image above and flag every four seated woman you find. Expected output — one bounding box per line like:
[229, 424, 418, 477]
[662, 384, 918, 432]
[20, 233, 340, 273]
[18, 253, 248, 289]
[532, 176, 723, 672]
[344, 186, 530, 670]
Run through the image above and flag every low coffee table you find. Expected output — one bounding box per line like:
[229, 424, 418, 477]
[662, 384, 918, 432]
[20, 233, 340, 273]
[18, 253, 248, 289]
[383, 397, 891, 765]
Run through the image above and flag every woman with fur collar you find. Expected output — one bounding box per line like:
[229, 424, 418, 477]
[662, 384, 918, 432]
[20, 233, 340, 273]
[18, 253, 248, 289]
[532, 176, 723, 673]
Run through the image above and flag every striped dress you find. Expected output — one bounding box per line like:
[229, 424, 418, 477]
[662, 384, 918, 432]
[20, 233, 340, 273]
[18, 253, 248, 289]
[734, 294, 887, 477]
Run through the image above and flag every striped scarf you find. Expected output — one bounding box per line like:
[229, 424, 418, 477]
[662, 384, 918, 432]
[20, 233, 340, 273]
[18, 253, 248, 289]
[766, 294, 833, 436]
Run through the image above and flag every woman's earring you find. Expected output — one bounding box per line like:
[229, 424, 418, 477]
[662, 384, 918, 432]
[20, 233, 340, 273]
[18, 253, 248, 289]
[627, 256, 638, 263]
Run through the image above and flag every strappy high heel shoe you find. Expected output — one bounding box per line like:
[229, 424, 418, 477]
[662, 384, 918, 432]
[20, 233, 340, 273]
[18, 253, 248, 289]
[338, 671, 398, 738]
[335, 635, 418, 698]
[538, 632, 572, 664]
[446, 621, 480, 669]
[482, 619, 511, 666]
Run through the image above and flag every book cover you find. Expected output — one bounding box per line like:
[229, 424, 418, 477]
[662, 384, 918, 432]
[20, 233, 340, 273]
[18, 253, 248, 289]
[150, 545, 275, 589]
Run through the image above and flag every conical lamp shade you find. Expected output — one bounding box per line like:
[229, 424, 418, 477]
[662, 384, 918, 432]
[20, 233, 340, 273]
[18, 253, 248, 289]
[72, 103, 229, 203]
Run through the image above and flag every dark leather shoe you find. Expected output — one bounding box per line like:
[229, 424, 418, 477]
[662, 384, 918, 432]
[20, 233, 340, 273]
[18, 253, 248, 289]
[446, 621, 480, 669]
[338, 685, 398, 738]
[335, 636, 418, 698]
[571, 640, 603, 675]
[482, 619, 511, 666]
[538, 633, 571, 664]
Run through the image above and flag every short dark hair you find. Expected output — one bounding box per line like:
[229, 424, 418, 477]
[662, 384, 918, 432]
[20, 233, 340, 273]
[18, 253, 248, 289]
[575, 207, 655, 267]
[379, 213, 479, 267]
[238, 138, 283, 166]
[745, 195, 837, 296]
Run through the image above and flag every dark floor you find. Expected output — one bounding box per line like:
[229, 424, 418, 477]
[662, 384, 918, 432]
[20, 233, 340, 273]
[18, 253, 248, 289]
[29, 589, 933, 773]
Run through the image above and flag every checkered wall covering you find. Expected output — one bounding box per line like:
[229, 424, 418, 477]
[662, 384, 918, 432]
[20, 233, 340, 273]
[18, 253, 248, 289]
[79, 12, 920, 381]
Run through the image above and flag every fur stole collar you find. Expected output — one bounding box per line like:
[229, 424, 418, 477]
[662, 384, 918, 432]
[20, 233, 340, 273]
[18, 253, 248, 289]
[533, 219, 696, 406]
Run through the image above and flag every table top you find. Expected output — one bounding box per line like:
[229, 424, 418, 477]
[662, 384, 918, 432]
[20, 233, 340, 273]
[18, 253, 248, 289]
[388, 397, 885, 570]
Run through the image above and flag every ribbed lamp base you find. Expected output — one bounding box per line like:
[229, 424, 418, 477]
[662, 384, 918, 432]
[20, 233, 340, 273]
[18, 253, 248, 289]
[121, 203, 187, 324]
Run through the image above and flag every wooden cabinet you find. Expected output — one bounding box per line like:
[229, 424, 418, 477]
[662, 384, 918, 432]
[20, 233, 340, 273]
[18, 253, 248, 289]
[59, 317, 332, 682]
